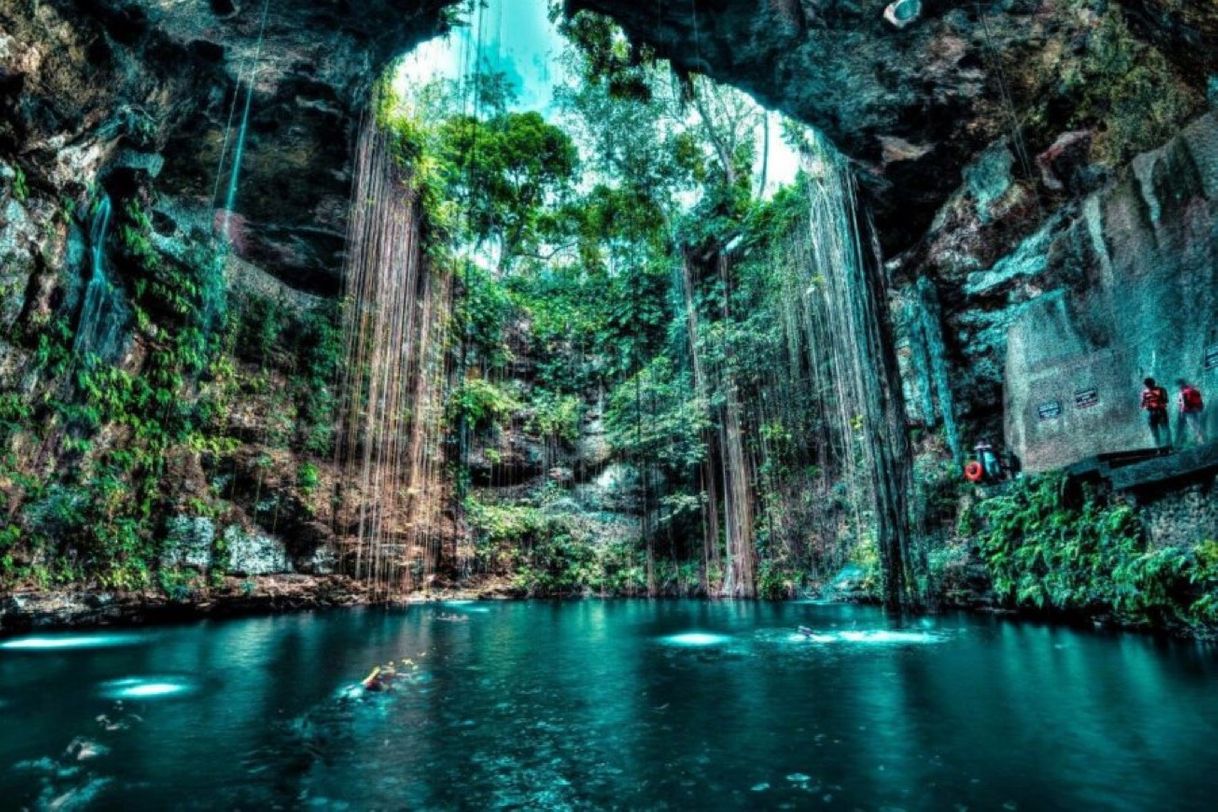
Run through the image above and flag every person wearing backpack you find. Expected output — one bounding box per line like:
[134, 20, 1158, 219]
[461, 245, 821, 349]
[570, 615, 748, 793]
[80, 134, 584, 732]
[1176, 379, 1206, 445]
[1140, 377, 1172, 449]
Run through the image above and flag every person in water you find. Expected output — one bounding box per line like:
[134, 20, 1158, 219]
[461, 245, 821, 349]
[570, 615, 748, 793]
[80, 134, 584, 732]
[1177, 379, 1206, 445]
[361, 664, 397, 692]
[1140, 377, 1172, 450]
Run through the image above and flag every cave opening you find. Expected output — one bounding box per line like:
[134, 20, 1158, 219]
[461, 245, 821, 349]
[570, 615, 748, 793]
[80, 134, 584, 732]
[326, 0, 920, 603]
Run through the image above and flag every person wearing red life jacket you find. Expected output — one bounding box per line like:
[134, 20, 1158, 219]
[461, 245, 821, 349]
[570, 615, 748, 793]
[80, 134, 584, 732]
[1140, 377, 1171, 449]
[1176, 379, 1206, 445]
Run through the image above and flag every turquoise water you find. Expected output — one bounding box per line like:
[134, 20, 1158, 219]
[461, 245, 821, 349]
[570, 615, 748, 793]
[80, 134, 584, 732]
[1, 601, 1216, 809]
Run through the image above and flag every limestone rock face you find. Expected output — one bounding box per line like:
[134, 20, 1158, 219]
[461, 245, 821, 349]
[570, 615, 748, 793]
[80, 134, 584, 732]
[160, 516, 216, 571]
[2, 0, 454, 294]
[1121, 0, 1218, 83]
[0, 591, 122, 630]
[1002, 112, 1218, 471]
[467, 425, 547, 487]
[1141, 481, 1218, 549]
[575, 406, 612, 471]
[224, 525, 291, 576]
[574, 463, 643, 514]
[6, 0, 1215, 273]
[898, 109, 1218, 473]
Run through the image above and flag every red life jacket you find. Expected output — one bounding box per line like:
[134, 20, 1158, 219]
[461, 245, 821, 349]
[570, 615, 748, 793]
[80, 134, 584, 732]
[1142, 387, 1167, 411]
[1182, 386, 1204, 412]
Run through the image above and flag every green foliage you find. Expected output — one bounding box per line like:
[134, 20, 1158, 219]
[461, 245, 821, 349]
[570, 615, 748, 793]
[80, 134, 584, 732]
[757, 558, 799, 600]
[380, 110, 462, 247]
[1056, 7, 1198, 164]
[225, 293, 343, 456]
[456, 261, 514, 367]
[0, 394, 32, 441]
[1190, 541, 1218, 624]
[557, 10, 655, 101]
[297, 462, 320, 495]
[605, 357, 707, 472]
[11, 165, 28, 202]
[0, 523, 20, 577]
[158, 568, 199, 602]
[914, 456, 966, 528]
[0, 194, 242, 588]
[288, 303, 344, 455]
[465, 497, 543, 546]
[505, 249, 673, 392]
[120, 200, 160, 272]
[653, 557, 703, 596]
[9, 458, 160, 590]
[974, 474, 1218, 627]
[381, 70, 580, 271]
[464, 495, 650, 596]
[447, 378, 521, 431]
[435, 110, 579, 270]
[233, 294, 286, 363]
[510, 530, 651, 597]
[527, 392, 583, 444]
[33, 317, 75, 379]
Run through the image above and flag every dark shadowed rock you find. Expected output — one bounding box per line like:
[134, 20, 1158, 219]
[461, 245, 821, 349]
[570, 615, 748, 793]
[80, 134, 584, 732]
[3, 0, 457, 293]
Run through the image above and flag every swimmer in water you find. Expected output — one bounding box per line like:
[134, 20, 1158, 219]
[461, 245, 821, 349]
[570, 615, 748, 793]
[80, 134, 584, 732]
[360, 663, 398, 692]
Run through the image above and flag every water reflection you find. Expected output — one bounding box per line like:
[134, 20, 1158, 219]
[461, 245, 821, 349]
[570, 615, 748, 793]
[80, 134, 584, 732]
[774, 628, 948, 645]
[99, 677, 196, 700]
[0, 633, 146, 651]
[0, 602, 1215, 809]
[660, 631, 732, 647]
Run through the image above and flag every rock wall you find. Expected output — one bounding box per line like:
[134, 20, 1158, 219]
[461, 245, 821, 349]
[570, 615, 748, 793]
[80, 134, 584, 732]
[0, 0, 461, 594]
[2, 0, 454, 294]
[1140, 479, 1218, 549]
[1004, 112, 1218, 471]
[464, 352, 647, 587]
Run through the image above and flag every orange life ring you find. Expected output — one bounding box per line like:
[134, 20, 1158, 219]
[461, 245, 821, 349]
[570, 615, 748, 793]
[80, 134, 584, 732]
[964, 461, 985, 483]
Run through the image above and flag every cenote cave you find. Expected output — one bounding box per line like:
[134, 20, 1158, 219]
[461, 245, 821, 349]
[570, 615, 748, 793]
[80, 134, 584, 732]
[2, 0, 1218, 808]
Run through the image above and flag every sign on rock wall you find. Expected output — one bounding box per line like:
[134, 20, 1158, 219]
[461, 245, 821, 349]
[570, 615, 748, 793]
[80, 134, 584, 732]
[1204, 344, 1218, 371]
[1036, 400, 1062, 420]
[1073, 388, 1100, 409]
